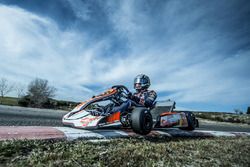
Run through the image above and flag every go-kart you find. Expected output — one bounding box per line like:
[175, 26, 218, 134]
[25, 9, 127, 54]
[62, 85, 199, 135]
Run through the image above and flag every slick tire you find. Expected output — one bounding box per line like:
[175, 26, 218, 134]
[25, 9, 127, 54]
[195, 118, 199, 128]
[131, 107, 153, 135]
[179, 111, 196, 131]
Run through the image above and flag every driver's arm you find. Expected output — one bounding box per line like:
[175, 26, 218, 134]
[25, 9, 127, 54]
[131, 91, 157, 107]
[144, 91, 157, 107]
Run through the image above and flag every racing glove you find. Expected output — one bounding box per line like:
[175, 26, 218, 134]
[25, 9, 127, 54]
[130, 95, 141, 103]
[127, 92, 133, 99]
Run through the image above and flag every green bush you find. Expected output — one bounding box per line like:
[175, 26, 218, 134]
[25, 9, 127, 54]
[195, 112, 249, 124]
[42, 99, 57, 109]
[214, 116, 224, 122]
[18, 95, 30, 107]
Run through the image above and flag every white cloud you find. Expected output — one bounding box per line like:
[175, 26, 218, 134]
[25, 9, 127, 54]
[0, 2, 249, 111]
[0, 5, 106, 100]
[103, 1, 250, 106]
[0, 4, 154, 101]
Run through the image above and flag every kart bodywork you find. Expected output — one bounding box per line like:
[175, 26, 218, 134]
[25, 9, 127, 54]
[62, 85, 199, 135]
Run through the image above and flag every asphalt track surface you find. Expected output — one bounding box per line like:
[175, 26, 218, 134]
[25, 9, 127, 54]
[0, 105, 250, 133]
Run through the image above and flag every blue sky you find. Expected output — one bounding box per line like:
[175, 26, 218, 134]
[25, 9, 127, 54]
[0, 0, 249, 112]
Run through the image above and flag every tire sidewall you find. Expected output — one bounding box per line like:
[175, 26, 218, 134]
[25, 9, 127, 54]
[186, 111, 195, 130]
[179, 111, 196, 131]
[131, 107, 153, 135]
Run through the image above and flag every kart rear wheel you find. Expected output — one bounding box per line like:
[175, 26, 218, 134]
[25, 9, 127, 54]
[179, 111, 196, 131]
[195, 118, 199, 128]
[131, 107, 153, 135]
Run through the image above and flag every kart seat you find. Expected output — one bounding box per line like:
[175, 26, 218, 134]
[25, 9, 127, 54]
[150, 99, 176, 120]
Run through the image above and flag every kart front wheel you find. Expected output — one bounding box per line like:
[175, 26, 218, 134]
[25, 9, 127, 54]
[131, 107, 153, 135]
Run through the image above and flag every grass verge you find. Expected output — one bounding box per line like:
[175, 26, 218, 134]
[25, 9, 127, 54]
[0, 96, 77, 111]
[195, 112, 250, 124]
[0, 97, 18, 106]
[0, 137, 249, 167]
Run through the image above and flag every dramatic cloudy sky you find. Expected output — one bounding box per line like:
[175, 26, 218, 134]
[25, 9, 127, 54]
[0, 0, 249, 112]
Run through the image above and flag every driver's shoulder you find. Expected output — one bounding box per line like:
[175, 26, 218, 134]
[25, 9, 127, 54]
[147, 90, 157, 95]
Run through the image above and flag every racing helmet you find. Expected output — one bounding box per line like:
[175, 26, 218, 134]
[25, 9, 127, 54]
[134, 74, 151, 91]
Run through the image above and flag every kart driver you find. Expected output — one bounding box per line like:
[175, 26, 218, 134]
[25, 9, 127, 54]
[90, 74, 157, 116]
[130, 74, 157, 108]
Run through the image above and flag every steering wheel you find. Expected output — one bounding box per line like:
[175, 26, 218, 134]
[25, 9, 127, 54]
[112, 85, 131, 97]
[111, 85, 146, 108]
[111, 85, 131, 104]
[92, 104, 105, 113]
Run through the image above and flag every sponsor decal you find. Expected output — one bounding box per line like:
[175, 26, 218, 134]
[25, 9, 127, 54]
[80, 116, 100, 127]
[160, 114, 181, 127]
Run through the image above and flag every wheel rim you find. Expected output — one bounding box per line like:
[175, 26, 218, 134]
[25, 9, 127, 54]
[143, 114, 152, 130]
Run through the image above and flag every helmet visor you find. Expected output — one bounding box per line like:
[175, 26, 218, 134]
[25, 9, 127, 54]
[134, 77, 147, 84]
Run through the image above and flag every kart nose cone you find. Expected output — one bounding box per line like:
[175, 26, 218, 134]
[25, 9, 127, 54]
[64, 110, 89, 120]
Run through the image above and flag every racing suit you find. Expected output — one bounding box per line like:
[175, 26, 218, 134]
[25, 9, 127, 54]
[109, 89, 157, 114]
[131, 89, 157, 108]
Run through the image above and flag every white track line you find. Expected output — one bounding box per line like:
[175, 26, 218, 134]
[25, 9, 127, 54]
[194, 130, 250, 137]
[55, 127, 250, 140]
[1, 126, 250, 141]
[54, 127, 105, 140]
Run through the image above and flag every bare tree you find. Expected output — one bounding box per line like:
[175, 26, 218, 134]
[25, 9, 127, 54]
[15, 83, 26, 98]
[0, 78, 14, 103]
[27, 78, 57, 107]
